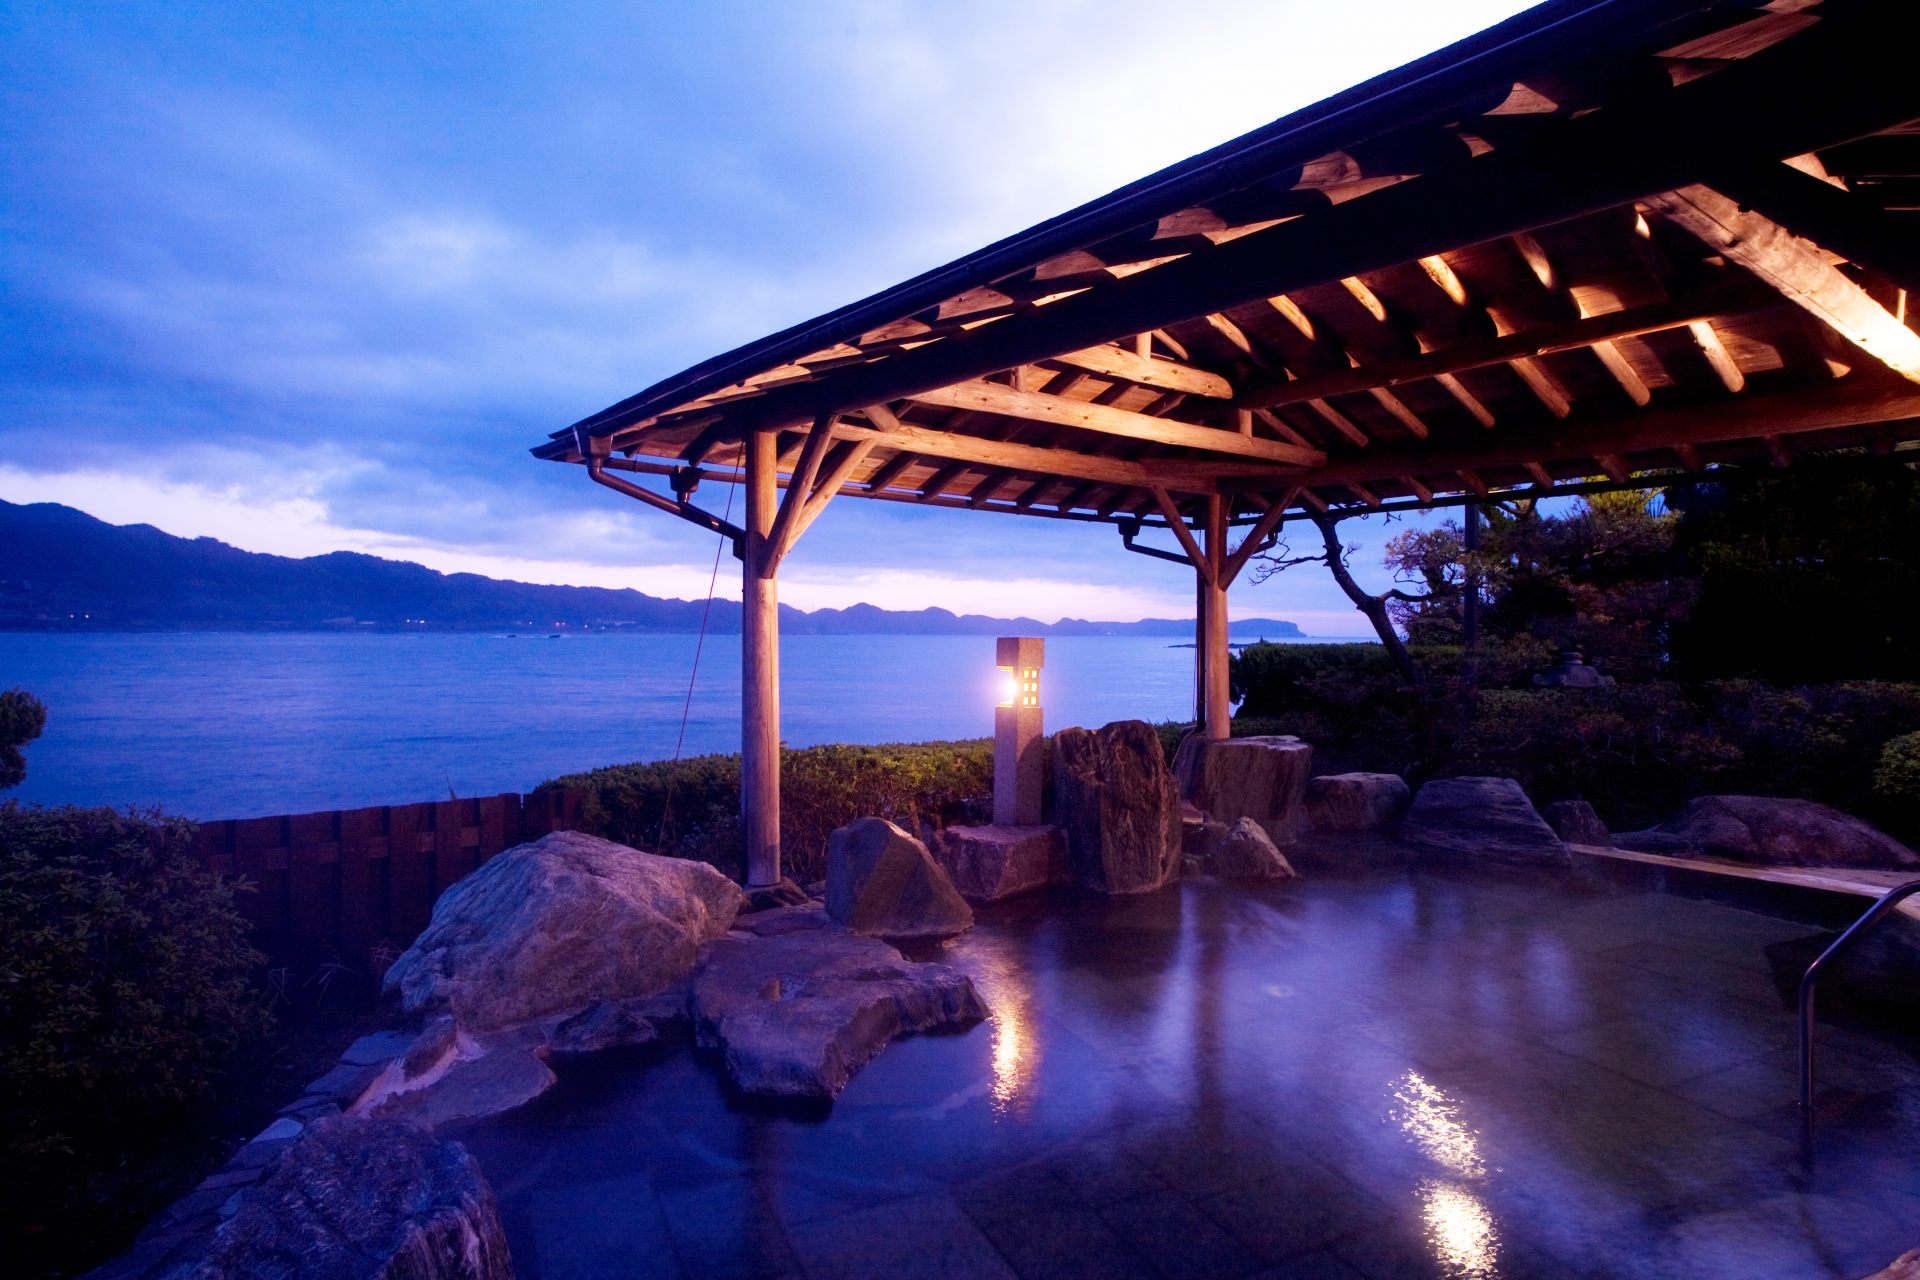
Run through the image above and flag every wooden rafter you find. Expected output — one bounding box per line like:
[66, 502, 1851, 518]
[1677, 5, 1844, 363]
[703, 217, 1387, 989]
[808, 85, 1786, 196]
[1240, 285, 1754, 410]
[1049, 344, 1233, 398]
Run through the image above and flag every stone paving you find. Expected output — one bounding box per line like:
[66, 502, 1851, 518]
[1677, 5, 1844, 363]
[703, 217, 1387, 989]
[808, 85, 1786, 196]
[453, 863, 1920, 1280]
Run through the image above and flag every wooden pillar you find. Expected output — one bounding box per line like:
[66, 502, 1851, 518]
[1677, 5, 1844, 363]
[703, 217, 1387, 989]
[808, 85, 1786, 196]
[1200, 494, 1231, 740]
[742, 429, 781, 887]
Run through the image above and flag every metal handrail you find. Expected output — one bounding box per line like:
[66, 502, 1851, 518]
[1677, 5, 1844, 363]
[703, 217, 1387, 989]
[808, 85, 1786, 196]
[1799, 877, 1920, 1138]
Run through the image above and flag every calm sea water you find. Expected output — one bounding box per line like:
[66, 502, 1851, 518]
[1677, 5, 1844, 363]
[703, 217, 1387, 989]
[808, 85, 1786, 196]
[0, 631, 1367, 819]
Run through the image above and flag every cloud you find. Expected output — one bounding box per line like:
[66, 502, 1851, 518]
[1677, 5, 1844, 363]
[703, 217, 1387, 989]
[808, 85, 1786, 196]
[1, 0, 1530, 627]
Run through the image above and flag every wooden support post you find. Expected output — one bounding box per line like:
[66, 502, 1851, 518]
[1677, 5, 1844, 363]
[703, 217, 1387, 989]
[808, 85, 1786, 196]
[742, 429, 781, 887]
[1200, 495, 1231, 740]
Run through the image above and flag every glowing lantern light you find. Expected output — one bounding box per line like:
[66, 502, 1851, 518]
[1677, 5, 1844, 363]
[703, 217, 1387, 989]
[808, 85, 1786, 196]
[994, 636, 1045, 825]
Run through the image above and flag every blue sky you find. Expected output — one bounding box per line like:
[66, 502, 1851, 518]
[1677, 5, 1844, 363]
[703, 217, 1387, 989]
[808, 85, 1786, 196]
[1, 0, 1532, 634]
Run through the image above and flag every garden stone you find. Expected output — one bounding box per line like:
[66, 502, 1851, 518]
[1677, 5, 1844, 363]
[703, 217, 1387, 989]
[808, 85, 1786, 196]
[302, 1060, 386, 1107]
[340, 1029, 416, 1067]
[692, 915, 987, 1098]
[932, 824, 1069, 903]
[826, 817, 974, 939]
[744, 876, 811, 913]
[188, 1114, 511, 1280]
[1206, 817, 1299, 881]
[1401, 777, 1571, 867]
[1305, 772, 1411, 833]
[383, 830, 744, 1030]
[1616, 796, 1919, 869]
[1545, 800, 1611, 847]
[549, 999, 657, 1055]
[365, 1044, 556, 1130]
[1173, 734, 1314, 844]
[1054, 719, 1182, 894]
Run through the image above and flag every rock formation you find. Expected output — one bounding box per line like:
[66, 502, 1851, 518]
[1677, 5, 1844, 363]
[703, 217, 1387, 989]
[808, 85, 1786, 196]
[1304, 772, 1411, 834]
[383, 830, 744, 1029]
[1401, 777, 1570, 867]
[825, 817, 974, 939]
[932, 823, 1069, 903]
[1616, 795, 1918, 869]
[692, 907, 987, 1098]
[188, 1115, 510, 1280]
[1054, 719, 1181, 894]
[1173, 734, 1313, 844]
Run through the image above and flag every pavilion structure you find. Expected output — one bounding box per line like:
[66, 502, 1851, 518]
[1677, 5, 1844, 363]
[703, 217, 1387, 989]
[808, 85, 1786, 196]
[534, 0, 1920, 887]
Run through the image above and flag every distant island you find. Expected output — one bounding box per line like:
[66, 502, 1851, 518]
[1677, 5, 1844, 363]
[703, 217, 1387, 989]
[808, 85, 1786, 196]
[0, 500, 1305, 638]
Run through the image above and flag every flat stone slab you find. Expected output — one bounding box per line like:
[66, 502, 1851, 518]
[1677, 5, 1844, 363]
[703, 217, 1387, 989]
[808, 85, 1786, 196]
[693, 915, 987, 1099]
[933, 823, 1069, 903]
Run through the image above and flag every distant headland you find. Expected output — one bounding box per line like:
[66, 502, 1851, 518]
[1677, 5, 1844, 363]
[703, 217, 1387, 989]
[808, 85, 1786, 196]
[0, 500, 1303, 638]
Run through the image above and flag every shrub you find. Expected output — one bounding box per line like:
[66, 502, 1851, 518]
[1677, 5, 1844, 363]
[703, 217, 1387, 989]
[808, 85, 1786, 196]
[1876, 732, 1920, 838]
[544, 739, 996, 884]
[0, 804, 269, 1242]
[0, 688, 47, 790]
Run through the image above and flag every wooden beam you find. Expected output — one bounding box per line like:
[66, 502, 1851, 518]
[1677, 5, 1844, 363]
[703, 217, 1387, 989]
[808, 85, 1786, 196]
[584, 8, 1920, 448]
[1222, 486, 1299, 587]
[1512, 232, 1653, 406]
[1712, 158, 1920, 298]
[850, 408, 1242, 494]
[1241, 286, 1754, 410]
[910, 378, 1323, 466]
[1281, 376, 1920, 493]
[773, 439, 878, 565]
[1050, 344, 1234, 398]
[1151, 488, 1212, 581]
[741, 430, 781, 887]
[863, 450, 916, 493]
[1688, 320, 1746, 393]
[762, 414, 836, 572]
[1644, 184, 1920, 384]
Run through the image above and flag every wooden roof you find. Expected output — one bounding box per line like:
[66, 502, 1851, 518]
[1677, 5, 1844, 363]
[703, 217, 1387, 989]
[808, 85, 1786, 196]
[534, 0, 1920, 533]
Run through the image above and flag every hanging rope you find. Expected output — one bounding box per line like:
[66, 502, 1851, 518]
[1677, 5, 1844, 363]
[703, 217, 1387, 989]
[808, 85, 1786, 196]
[656, 479, 737, 852]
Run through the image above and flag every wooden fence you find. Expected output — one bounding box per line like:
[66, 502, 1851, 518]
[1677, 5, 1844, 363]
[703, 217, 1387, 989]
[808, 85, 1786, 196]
[191, 788, 585, 976]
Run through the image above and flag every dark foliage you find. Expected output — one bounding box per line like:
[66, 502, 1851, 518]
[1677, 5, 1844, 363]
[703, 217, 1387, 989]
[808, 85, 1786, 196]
[0, 804, 270, 1268]
[0, 688, 47, 790]
[1668, 459, 1920, 683]
[543, 739, 996, 884]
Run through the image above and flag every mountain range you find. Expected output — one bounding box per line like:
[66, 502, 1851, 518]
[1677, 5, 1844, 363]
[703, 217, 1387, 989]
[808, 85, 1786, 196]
[0, 500, 1304, 638]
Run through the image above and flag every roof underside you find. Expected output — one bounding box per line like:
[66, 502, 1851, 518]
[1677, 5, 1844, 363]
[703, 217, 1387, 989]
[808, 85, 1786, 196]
[535, 0, 1920, 531]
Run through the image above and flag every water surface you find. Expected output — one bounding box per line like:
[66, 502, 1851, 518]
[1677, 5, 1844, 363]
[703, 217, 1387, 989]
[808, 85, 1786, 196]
[0, 631, 1363, 818]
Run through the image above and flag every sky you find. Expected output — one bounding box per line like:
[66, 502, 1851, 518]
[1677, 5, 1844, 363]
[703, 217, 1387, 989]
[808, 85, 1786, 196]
[1, 0, 1537, 635]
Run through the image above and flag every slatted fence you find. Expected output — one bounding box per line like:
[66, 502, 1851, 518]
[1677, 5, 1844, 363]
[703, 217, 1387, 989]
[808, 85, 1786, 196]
[191, 788, 584, 975]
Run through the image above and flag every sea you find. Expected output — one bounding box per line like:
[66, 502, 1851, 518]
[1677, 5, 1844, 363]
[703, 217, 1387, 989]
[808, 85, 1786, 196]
[0, 631, 1371, 820]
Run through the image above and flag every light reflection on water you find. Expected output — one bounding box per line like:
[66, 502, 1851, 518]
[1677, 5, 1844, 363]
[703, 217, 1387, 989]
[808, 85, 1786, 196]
[1389, 1070, 1504, 1278]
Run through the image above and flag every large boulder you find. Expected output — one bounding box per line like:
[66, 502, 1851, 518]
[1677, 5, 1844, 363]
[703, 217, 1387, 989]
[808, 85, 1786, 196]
[189, 1114, 510, 1280]
[1054, 720, 1182, 894]
[1304, 772, 1410, 834]
[1616, 796, 1919, 870]
[1401, 776, 1571, 867]
[826, 818, 974, 939]
[1545, 799, 1611, 848]
[692, 908, 987, 1098]
[1173, 734, 1313, 844]
[1205, 817, 1299, 882]
[383, 830, 744, 1029]
[932, 823, 1069, 904]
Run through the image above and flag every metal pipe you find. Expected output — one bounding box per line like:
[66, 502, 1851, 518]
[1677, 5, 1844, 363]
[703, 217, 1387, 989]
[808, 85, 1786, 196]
[1798, 878, 1920, 1144]
[586, 459, 747, 555]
